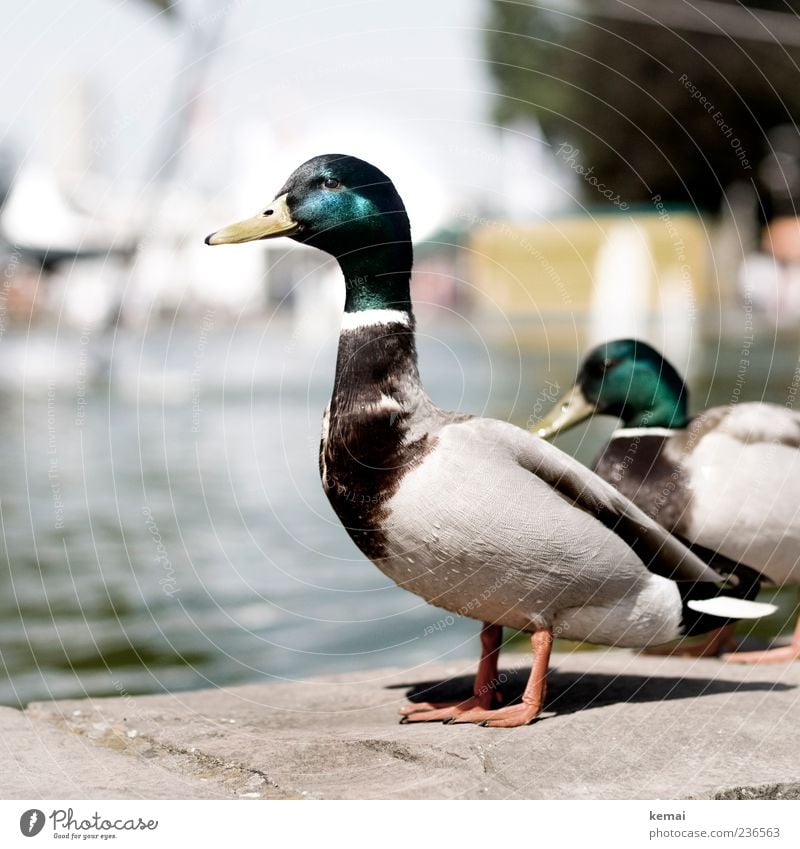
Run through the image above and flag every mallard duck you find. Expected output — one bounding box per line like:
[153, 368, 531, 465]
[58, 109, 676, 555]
[536, 337, 800, 663]
[205, 156, 774, 726]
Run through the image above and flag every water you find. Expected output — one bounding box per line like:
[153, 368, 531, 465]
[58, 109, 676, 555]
[0, 314, 525, 706]
[1, 316, 796, 707]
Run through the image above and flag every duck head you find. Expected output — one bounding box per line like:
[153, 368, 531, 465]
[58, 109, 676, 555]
[206, 154, 413, 311]
[535, 339, 689, 437]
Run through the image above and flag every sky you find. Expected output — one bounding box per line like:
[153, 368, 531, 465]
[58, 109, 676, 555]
[0, 0, 564, 236]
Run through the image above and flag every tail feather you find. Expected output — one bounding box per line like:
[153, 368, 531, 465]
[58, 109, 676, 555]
[674, 541, 774, 636]
[688, 597, 777, 619]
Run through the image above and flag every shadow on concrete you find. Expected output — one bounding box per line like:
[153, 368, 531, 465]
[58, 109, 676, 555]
[389, 665, 794, 717]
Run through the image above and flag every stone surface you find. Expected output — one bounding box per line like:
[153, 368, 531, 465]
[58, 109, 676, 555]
[5, 649, 800, 800]
[0, 707, 237, 799]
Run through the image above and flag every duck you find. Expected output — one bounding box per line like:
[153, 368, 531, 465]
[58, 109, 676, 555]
[535, 337, 800, 663]
[205, 156, 775, 726]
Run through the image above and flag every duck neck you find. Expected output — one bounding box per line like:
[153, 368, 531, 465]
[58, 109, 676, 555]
[339, 243, 413, 313]
[332, 245, 423, 415]
[322, 248, 430, 556]
[624, 386, 688, 429]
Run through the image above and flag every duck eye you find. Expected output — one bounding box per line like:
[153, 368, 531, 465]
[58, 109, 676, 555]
[323, 177, 341, 190]
[586, 357, 617, 379]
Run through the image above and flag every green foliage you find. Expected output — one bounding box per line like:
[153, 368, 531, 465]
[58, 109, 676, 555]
[484, 0, 800, 210]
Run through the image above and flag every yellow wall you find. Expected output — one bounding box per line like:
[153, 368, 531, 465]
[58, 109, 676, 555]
[467, 212, 710, 316]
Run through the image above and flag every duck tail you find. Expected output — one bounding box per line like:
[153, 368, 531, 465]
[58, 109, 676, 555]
[674, 541, 774, 636]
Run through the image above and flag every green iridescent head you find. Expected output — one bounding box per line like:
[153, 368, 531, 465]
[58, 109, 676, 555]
[206, 154, 413, 312]
[536, 339, 689, 437]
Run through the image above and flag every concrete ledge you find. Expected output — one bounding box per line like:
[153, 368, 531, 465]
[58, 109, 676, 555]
[3, 649, 799, 800]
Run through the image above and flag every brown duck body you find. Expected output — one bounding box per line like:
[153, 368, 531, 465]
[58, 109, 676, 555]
[318, 311, 755, 644]
[593, 404, 800, 587]
[319, 310, 459, 560]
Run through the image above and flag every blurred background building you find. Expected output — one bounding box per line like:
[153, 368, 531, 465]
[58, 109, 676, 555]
[2, 0, 800, 705]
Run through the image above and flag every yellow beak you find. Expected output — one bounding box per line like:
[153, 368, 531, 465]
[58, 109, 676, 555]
[205, 193, 300, 245]
[533, 385, 596, 439]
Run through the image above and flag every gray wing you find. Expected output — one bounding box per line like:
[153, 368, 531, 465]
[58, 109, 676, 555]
[492, 420, 724, 585]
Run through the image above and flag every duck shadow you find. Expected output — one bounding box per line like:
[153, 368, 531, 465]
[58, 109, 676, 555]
[389, 664, 794, 717]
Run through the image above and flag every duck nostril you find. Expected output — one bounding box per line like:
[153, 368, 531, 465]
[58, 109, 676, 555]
[262, 209, 274, 217]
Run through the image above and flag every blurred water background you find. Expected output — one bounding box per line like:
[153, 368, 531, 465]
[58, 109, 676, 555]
[1, 317, 798, 707]
[0, 316, 526, 705]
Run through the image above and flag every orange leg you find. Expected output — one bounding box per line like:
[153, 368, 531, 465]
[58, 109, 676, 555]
[723, 614, 800, 664]
[401, 623, 503, 722]
[642, 625, 738, 658]
[450, 627, 553, 728]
